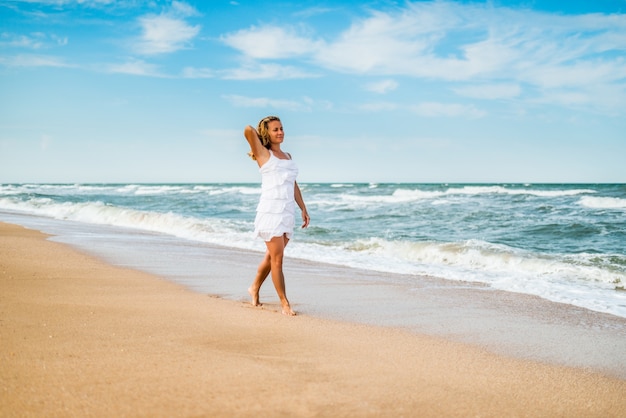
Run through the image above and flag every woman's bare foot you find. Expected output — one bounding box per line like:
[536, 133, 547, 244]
[248, 286, 261, 307]
[281, 301, 296, 316]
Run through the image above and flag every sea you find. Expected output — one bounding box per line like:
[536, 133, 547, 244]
[1, 182, 626, 319]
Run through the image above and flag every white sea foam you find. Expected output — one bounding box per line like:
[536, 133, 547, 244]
[449, 185, 596, 197]
[0, 197, 255, 250]
[326, 186, 597, 206]
[287, 237, 626, 317]
[579, 196, 626, 210]
[132, 185, 186, 195]
[411, 185, 594, 199]
[305, 237, 624, 287]
[207, 186, 260, 195]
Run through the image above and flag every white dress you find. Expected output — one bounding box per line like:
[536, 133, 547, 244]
[254, 150, 299, 241]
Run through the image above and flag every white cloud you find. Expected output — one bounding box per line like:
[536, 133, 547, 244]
[359, 102, 398, 111]
[221, 26, 319, 59]
[411, 102, 486, 119]
[220, 63, 318, 80]
[0, 54, 70, 68]
[170, 1, 200, 17]
[293, 7, 336, 19]
[103, 59, 165, 77]
[218, 2, 626, 112]
[453, 83, 521, 100]
[0, 32, 68, 49]
[534, 91, 590, 106]
[313, 7, 438, 75]
[135, 14, 200, 55]
[522, 59, 626, 89]
[15, 0, 116, 5]
[365, 79, 398, 94]
[223, 94, 305, 110]
[532, 83, 626, 114]
[181, 66, 214, 78]
[312, 2, 626, 86]
[222, 94, 328, 112]
[0, 33, 44, 49]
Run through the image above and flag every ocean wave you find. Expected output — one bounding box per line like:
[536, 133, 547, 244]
[11, 192, 621, 286]
[409, 185, 595, 199]
[328, 185, 598, 205]
[0, 183, 599, 202]
[207, 186, 260, 195]
[455, 185, 597, 197]
[0, 183, 264, 199]
[0, 196, 254, 248]
[339, 237, 624, 284]
[578, 196, 626, 210]
[291, 236, 626, 316]
[2, 185, 625, 318]
[0, 183, 103, 196]
[125, 185, 186, 195]
[318, 186, 596, 206]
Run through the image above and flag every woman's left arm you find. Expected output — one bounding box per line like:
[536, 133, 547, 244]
[294, 181, 310, 228]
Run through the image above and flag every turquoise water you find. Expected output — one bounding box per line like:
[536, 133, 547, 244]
[1, 183, 625, 317]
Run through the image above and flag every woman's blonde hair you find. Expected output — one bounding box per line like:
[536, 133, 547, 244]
[248, 115, 281, 160]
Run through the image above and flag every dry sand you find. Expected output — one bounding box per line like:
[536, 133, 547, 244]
[1, 222, 625, 417]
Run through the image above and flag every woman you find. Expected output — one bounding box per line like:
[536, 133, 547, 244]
[244, 116, 310, 316]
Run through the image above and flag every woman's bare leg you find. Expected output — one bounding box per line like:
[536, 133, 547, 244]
[248, 251, 271, 306]
[248, 235, 291, 309]
[265, 234, 295, 316]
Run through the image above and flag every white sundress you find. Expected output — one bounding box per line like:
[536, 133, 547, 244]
[254, 150, 299, 241]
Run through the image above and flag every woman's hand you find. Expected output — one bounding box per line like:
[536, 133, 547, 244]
[294, 181, 309, 228]
[301, 209, 310, 229]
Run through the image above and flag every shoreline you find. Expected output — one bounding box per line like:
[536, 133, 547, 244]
[30, 213, 626, 379]
[2, 221, 626, 417]
[2, 212, 626, 375]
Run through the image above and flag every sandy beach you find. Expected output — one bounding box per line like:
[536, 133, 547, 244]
[2, 222, 626, 417]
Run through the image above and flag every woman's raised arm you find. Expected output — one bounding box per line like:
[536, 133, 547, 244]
[244, 125, 270, 166]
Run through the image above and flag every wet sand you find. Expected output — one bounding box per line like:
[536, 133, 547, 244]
[2, 222, 625, 417]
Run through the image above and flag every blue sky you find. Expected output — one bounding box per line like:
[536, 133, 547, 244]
[1, 0, 625, 183]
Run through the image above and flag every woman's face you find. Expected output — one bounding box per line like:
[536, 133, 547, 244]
[267, 120, 284, 145]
